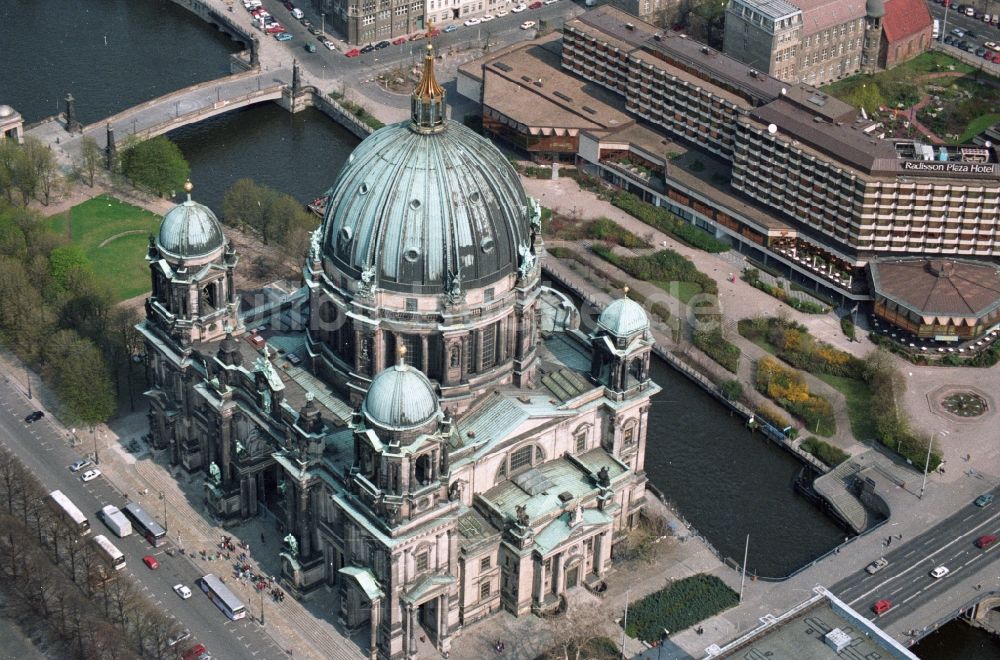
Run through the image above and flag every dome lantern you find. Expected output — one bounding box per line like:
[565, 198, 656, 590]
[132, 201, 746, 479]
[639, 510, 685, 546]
[156, 180, 225, 261]
[411, 44, 446, 134]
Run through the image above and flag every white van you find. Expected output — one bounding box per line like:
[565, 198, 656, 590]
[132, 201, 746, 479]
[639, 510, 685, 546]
[291, 8, 305, 19]
[933, 19, 940, 39]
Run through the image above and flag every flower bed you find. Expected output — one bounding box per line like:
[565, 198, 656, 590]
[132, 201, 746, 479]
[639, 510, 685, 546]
[754, 357, 836, 436]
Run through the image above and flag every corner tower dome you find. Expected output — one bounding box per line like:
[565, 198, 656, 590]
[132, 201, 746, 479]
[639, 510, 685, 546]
[598, 291, 649, 338]
[157, 181, 225, 260]
[320, 45, 534, 294]
[362, 348, 440, 431]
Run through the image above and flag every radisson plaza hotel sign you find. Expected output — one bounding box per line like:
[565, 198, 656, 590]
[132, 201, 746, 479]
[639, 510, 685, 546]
[899, 161, 1000, 176]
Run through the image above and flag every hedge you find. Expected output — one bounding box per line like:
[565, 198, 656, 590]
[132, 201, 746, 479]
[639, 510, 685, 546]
[743, 269, 828, 314]
[720, 379, 743, 401]
[693, 328, 740, 373]
[739, 317, 864, 379]
[591, 244, 718, 295]
[609, 192, 730, 253]
[800, 437, 849, 467]
[624, 574, 738, 642]
[840, 317, 856, 341]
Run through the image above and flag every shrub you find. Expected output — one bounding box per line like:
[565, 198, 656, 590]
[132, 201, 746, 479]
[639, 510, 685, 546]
[720, 379, 743, 401]
[740, 316, 864, 379]
[800, 437, 849, 467]
[587, 217, 649, 248]
[756, 403, 790, 430]
[840, 316, 856, 341]
[609, 192, 729, 253]
[754, 357, 836, 435]
[693, 328, 740, 373]
[623, 574, 738, 643]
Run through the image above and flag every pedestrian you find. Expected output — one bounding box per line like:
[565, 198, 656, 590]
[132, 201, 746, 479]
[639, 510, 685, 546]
[261, 532, 266, 545]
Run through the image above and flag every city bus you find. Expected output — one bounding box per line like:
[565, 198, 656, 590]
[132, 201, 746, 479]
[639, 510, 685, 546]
[199, 574, 247, 620]
[92, 534, 127, 571]
[123, 502, 166, 547]
[47, 490, 90, 535]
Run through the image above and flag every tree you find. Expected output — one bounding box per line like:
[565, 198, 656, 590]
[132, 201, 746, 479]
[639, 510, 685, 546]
[542, 601, 615, 660]
[79, 135, 103, 187]
[119, 136, 189, 197]
[45, 330, 117, 426]
[222, 178, 318, 254]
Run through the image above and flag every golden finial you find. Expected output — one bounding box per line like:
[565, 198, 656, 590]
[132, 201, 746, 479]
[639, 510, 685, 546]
[183, 179, 193, 193]
[414, 43, 445, 101]
[624, 285, 630, 296]
[397, 344, 407, 368]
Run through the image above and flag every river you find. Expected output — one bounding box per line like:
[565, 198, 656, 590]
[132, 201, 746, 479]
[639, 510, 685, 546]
[4, 0, 987, 651]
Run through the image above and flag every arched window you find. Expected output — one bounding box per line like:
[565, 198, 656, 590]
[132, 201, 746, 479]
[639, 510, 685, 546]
[510, 446, 533, 472]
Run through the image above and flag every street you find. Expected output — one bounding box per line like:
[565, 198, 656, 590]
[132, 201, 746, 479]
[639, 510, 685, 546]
[0, 376, 285, 660]
[832, 487, 1000, 633]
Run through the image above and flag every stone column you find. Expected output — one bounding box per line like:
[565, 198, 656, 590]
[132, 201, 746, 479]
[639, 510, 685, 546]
[533, 556, 546, 606]
[354, 329, 364, 371]
[369, 597, 381, 660]
[297, 483, 311, 557]
[447, 529, 456, 576]
[373, 328, 385, 374]
[407, 604, 417, 657]
[219, 415, 232, 487]
[553, 553, 565, 595]
[459, 335, 469, 381]
[594, 532, 607, 576]
[421, 335, 429, 373]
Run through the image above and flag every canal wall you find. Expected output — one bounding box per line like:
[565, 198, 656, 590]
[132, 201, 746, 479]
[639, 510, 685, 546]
[306, 88, 375, 141]
[540, 264, 829, 475]
[167, 0, 254, 48]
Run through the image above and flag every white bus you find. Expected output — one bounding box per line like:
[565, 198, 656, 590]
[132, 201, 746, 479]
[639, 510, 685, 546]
[48, 490, 90, 535]
[200, 574, 247, 620]
[92, 534, 127, 571]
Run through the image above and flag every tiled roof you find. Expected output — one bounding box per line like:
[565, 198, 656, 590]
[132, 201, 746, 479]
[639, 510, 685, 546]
[870, 258, 1000, 320]
[882, 0, 933, 43]
[794, 0, 866, 36]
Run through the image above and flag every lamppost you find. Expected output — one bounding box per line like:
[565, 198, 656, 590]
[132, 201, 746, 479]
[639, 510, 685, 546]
[260, 588, 265, 626]
[159, 491, 168, 532]
[920, 430, 948, 499]
[92, 426, 100, 464]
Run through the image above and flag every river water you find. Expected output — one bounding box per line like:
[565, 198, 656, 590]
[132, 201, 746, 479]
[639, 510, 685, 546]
[6, 0, 987, 650]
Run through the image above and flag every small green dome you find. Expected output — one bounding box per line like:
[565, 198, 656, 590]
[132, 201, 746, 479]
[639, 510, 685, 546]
[362, 360, 439, 430]
[598, 297, 649, 338]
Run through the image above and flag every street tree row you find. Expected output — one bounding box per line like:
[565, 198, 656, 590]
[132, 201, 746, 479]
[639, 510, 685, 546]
[0, 446, 186, 658]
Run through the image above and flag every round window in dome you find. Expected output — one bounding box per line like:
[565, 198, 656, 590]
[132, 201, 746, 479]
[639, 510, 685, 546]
[359, 183, 369, 195]
[404, 248, 421, 263]
[409, 199, 421, 210]
[480, 237, 495, 253]
[338, 227, 353, 251]
[468, 191, 481, 204]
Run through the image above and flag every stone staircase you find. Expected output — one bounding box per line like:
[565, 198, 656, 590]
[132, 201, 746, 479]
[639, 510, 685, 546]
[813, 458, 876, 533]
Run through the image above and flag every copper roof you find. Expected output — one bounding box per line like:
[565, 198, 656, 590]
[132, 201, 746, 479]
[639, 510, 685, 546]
[870, 258, 1000, 319]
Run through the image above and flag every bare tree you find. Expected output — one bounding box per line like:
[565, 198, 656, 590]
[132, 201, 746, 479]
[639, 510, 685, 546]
[543, 601, 615, 660]
[79, 135, 103, 187]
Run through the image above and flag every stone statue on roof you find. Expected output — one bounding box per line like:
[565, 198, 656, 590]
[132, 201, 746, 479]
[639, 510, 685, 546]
[515, 504, 530, 528]
[517, 243, 537, 281]
[283, 533, 298, 556]
[309, 226, 322, 262]
[598, 465, 611, 488]
[446, 268, 464, 305]
[358, 265, 376, 298]
[209, 461, 221, 484]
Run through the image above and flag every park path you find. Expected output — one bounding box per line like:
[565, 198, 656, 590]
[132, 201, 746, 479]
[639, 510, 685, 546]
[903, 95, 946, 144]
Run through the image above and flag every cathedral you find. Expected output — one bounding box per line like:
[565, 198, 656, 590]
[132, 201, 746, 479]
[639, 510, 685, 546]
[139, 46, 659, 659]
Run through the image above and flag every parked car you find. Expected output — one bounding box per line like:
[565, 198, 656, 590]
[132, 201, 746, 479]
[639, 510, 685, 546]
[69, 458, 93, 472]
[529, 2, 543, 9]
[360, 43, 375, 53]
[81, 469, 102, 482]
[952, 28, 966, 37]
[173, 583, 193, 599]
[497, 9, 509, 17]
[865, 558, 889, 574]
[323, 40, 337, 50]
[481, 14, 495, 21]
[977, 47, 988, 56]
[443, 24, 458, 32]
[409, 32, 426, 41]
[974, 493, 994, 507]
[873, 599, 892, 615]
[544, 0, 560, 4]
[142, 555, 160, 570]
[521, 20, 537, 29]
[275, 32, 293, 41]
[511, 3, 528, 12]
[305, 42, 317, 52]
[985, 41, 1000, 51]
[464, 17, 481, 26]
[24, 410, 44, 423]
[944, 35, 956, 45]
[930, 566, 949, 579]
[375, 40, 391, 49]
[975, 534, 997, 549]
[345, 47, 361, 57]
[392, 36, 408, 44]
[182, 644, 209, 660]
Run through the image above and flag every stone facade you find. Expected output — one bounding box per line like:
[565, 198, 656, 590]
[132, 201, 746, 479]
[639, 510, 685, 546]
[140, 52, 659, 659]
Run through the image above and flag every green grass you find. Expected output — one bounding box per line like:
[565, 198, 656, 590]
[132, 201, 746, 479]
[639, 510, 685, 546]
[959, 112, 1000, 144]
[624, 574, 738, 642]
[817, 373, 876, 442]
[45, 194, 161, 302]
[652, 280, 704, 304]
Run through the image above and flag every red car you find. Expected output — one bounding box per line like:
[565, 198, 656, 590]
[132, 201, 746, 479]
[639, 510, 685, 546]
[142, 555, 159, 570]
[182, 644, 208, 660]
[345, 48, 361, 57]
[392, 36, 407, 45]
[265, 24, 286, 34]
[529, 1, 543, 7]
[873, 599, 892, 615]
[975, 534, 997, 549]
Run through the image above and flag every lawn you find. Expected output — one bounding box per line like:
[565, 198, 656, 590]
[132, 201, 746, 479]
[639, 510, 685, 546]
[816, 373, 876, 442]
[45, 194, 161, 303]
[623, 574, 738, 642]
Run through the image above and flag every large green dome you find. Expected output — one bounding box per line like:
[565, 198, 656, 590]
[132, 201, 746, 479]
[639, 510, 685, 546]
[320, 49, 535, 295]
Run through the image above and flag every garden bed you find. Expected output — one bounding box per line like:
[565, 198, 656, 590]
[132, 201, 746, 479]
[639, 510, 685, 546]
[623, 574, 738, 643]
[754, 356, 836, 436]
